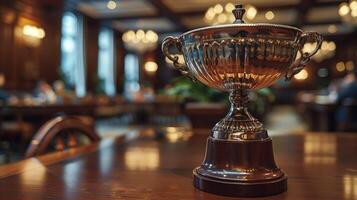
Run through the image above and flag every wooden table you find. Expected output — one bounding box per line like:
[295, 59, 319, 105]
[0, 132, 356, 199]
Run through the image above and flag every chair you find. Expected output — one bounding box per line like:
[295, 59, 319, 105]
[25, 116, 100, 158]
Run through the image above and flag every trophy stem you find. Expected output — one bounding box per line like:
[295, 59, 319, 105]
[211, 89, 267, 140]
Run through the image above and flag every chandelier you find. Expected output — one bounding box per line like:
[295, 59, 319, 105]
[339, 0, 357, 24]
[204, 3, 257, 25]
[303, 41, 336, 63]
[122, 30, 158, 53]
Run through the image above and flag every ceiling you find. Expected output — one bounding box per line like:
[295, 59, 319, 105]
[70, 0, 354, 35]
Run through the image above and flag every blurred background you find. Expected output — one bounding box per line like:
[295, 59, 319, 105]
[0, 0, 356, 164]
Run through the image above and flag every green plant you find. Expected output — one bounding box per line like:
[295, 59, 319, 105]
[163, 77, 228, 103]
[163, 76, 275, 116]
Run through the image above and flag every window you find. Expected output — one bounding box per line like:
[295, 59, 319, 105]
[124, 54, 139, 98]
[98, 28, 116, 96]
[60, 12, 86, 97]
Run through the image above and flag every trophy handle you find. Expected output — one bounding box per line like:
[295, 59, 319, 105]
[285, 32, 323, 80]
[162, 36, 195, 80]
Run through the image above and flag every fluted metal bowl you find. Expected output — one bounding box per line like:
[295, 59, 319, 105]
[162, 4, 323, 139]
[163, 23, 322, 91]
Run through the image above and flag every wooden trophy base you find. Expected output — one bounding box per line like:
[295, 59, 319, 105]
[193, 136, 287, 197]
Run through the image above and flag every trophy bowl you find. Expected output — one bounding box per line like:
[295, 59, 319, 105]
[162, 5, 322, 197]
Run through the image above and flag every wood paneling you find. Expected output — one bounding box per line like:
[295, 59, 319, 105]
[0, 0, 62, 91]
[115, 31, 125, 94]
[84, 16, 100, 93]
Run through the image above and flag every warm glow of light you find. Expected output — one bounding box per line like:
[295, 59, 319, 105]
[217, 13, 228, 23]
[336, 61, 346, 72]
[321, 41, 336, 51]
[350, 0, 357, 10]
[21, 159, 46, 186]
[165, 127, 192, 143]
[294, 69, 308, 80]
[328, 41, 336, 51]
[214, 4, 223, 14]
[344, 174, 357, 199]
[136, 29, 145, 39]
[339, 3, 350, 16]
[205, 8, 215, 20]
[146, 30, 158, 42]
[304, 42, 318, 52]
[265, 11, 275, 20]
[0, 73, 5, 87]
[351, 9, 357, 17]
[22, 25, 45, 39]
[125, 147, 159, 171]
[327, 25, 337, 33]
[346, 61, 355, 71]
[3, 12, 15, 24]
[304, 135, 336, 165]
[224, 3, 235, 12]
[205, 3, 254, 25]
[38, 29, 45, 38]
[122, 30, 135, 42]
[246, 5, 257, 20]
[107, 0, 117, 10]
[122, 30, 158, 53]
[144, 61, 158, 74]
[304, 41, 335, 62]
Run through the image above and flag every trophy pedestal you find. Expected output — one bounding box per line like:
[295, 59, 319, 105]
[193, 136, 287, 197]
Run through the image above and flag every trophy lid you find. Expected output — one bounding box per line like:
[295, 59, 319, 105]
[181, 4, 303, 37]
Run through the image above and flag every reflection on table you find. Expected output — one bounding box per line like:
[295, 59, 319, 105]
[0, 131, 356, 199]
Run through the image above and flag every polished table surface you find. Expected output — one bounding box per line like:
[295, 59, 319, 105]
[0, 131, 356, 199]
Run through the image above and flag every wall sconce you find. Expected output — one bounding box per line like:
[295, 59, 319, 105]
[22, 25, 45, 39]
[144, 61, 158, 75]
[21, 25, 45, 47]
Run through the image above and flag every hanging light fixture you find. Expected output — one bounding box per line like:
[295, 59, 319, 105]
[338, 1, 357, 24]
[107, 0, 117, 10]
[265, 11, 275, 21]
[204, 3, 257, 25]
[303, 40, 336, 62]
[122, 29, 158, 53]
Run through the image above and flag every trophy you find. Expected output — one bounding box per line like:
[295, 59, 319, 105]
[162, 4, 322, 197]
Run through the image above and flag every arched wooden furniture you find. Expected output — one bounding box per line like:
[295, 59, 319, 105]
[25, 116, 100, 158]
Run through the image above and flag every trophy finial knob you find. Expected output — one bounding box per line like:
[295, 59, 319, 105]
[232, 4, 245, 24]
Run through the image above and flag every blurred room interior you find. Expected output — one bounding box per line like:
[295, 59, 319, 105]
[0, 0, 356, 166]
[0, 0, 357, 197]
[1, 0, 357, 199]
